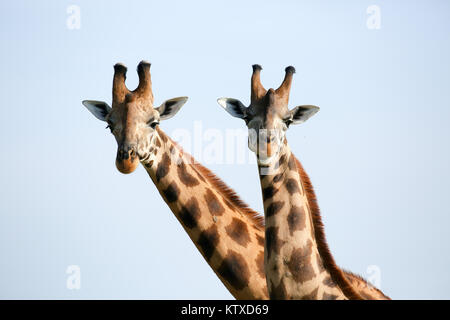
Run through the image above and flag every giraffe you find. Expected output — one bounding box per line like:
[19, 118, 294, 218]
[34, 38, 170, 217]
[217, 65, 389, 300]
[82, 61, 269, 299]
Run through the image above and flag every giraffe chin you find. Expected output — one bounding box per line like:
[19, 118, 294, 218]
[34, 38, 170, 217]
[116, 157, 139, 174]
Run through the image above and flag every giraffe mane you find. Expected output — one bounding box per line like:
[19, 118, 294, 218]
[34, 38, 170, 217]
[342, 269, 391, 300]
[294, 156, 364, 300]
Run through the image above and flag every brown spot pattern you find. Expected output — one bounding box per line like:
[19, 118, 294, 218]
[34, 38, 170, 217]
[322, 292, 339, 300]
[286, 240, 316, 284]
[263, 186, 278, 199]
[285, 178, 300, 195]
[300, 287, 318, 300]
[272, 173, 283, 183]
[273, 154, 287, 170]
[162, 182, 180, 203]
[266, 201, 285, 218]
[204, 189, 225, 216]
[265, 226, 283, 260]
[156, 153, 171, 182]
[287, 206, 306, 235]
[179, 197, 201, 229]
[225, 218, 250, 247]
[217, 250, 250, 291]
[197, 225, 220, 261]
[323, 276, 337, 288]
[270, 280, 288, 300]
[256, 234, 264, 247]
[177, 162, 200, 187]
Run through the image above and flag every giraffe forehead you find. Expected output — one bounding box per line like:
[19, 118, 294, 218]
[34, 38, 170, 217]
[111, 103, 158, 132]
[250, 90, 289, 115]
[248, 114, 285, 131]
[248, 103, 288, 129]
[112, 98, 156, 119]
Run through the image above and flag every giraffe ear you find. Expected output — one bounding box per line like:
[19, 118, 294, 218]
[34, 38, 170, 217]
[156, 96, 188, 120]
[286, 105, 320, 126]
[217, 98, 247, 119]
[82, 100, 111, 121]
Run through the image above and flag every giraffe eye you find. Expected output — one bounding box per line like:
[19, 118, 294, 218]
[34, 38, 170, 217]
[149, 121, 159, 129]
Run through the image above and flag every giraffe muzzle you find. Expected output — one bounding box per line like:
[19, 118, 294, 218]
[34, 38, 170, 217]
[116, 145, 139, 174]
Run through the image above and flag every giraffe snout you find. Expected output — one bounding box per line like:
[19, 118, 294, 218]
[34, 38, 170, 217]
[116, 144, 139, 174]
[117, 146, 136, 160]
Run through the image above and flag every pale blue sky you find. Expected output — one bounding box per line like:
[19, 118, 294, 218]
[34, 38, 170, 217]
[0, 0, 449, 299]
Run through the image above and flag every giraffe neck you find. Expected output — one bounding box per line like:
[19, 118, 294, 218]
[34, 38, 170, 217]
[141, 127, 268, 299]
[259, 142, 362, 300]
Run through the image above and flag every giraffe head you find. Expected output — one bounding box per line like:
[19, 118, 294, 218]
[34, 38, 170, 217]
[218, 65, 319, 165]
[82, 61, 188, 174]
